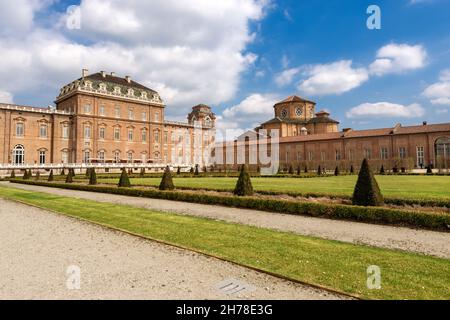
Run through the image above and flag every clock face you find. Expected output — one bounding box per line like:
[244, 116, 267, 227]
[295, 107, 302, 117]
[281, 108, 288, 118]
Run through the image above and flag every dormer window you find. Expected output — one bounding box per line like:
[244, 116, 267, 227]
[114, 86, 121, 94]
[127, 88, 134, 96]
[99, 83, 107, 91]
[141, 91, 147, 99]
[84, 81, 92, 89]
[205, 116, 211, 126]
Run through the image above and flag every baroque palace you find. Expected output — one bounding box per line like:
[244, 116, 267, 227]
[218, 95, 450, 171]
[0, 70, 216, 166]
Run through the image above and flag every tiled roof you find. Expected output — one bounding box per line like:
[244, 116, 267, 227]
[307, 116, 339, 124]
[395, 123, 450, 134]
[274, 95, 316, 106]
[83, 73, 156, 93]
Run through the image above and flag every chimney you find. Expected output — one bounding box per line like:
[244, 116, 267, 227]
[111, 72, 116, 77]
[342, 128, 352, 133]
[423, 121, 427, 126]
[101, 71, 106, 78]
[125, 76, 131, 83]
[82, 68, 89, 77]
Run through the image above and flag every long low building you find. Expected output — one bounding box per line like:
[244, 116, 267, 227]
[216, 95, 450, 171]
[0, 70, 216, 167]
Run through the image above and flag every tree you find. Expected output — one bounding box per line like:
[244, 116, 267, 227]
[379, 165, 385, 175]
[177, 166, 181, 175]
[190, 167, 194, 174]
[297, 165, 301, 175]
[304, 165, 308, 173]
[334, 166, 340, 176]
[10, 170, 15, 179]
[48, 169, 54, 182]
[194, 164, 199, 175]
[392, 165, 399, 174]
[159, 166, 175, 190]
[23, 170, 29, 180]
[288, 164, 294, 174]
[350, 165, 354, 174]
[118, 168, 131, 187]
[426, 165, 433, 175]
[317, 165, 322, 176]
[352, 158, 383, 206]
[233, 165, 254, 196]
[89, 168, 97, 185]
[65, 168, 74, 183]
[85, 168, 91, 177]
[61, 168, 66, 176]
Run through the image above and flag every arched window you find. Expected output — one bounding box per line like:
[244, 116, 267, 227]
[435, 137, 450, 168]
[12, 145, 25, 165]
[204, 116, 211, 126]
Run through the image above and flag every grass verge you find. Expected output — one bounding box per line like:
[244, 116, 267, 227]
[0, 185, 449, 300]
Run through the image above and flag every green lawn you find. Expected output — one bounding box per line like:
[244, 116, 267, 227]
[98, 175, 450, 200]
[0, 185, 449, 300]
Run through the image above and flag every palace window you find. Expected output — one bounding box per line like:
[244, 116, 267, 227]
[115, 105, 121, 118]
[154, 112, 160, 122]
[99, 105, 106, 116]
[62, 125, 69, 139]
[128, 109, 134, 120]
[281, 108, 288, 119]
[141, 112, 147, 121]
[114, 86, 121, 94]
[114, 151, 120, 163]
[16, 123, 24, 137]
[205, 116, 211, 126]
[61, 151, 69, 164]
[380, 147, 388, 160]
[416, 146, 425, 167]
[39, 124, 48, 138]
[297, 151, 302, 161]
[114, 128, 120, 141]
[84, 104, 92, 114]
[399, 147, 407, 159]
[127, 152, 133, 163]
[98, 150, 105, 162]
[39, 150, 46, 165]
[12, 145, 25, 165]
[84, 151, 90, 163]
[84, 126, 91, 139]
[99, 127, 105, 140]
[164, 131, 168, 144]
[128, 129, 134, 141]
[335, 150, 341, 161]
[142, 129, 147, 143]
[320, 151, 326, 161]
[154, 130, 160, 143]
[308, 151, 313, 161]
[295, 107, 302, 117]
[364, 148, 372, 159]
[348, 149, 354, 161]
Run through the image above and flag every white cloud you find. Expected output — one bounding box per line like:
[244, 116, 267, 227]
[217, 93, 279, 140]
[274, 67, 300, 86]
[0, 90, 14, 103]
[298, 60, 368, 95]
[369, 43, 427, 76]
[423, 80, 450, 106]
[0, 0, 269, 117]
[346, 102, 425, 119]
[439, 69, 450, 81]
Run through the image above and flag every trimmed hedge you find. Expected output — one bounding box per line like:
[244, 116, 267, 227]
[10, 180, 450, 231]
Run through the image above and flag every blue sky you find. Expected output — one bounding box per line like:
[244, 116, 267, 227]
[0, 0, 449, 138]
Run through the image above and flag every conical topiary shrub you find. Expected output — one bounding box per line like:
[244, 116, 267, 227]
[352, 158, 383, 207]
[61, 168, 66, 176]
[48, 169, 54, 182]
[65, 168, 74, 183]
[139, 168, 145, 178]
[89, 168, 97, 185]
[350, 165, 354, 174]
[177, 166, 181, 175]
[28, 169, 33, 179]
[190, 167, 194, 174]
[35, 171, 40, 180]
[118, 168, 131, 187]
[334, 166, 340, 176]
[317, 165, 322, 176]
[304, 165, 308, 173]
[288, 164, 294, 174]
[233, 165, 254, 196]
[10, 170, 15, 179]
[392, 165, 399, 174]
[297, 165, 301, 175]
[22, 170, 29, 180]
[426, 165, 433, 174]
[159, 166, 175, 190]
[379, 165, 385, 175]
[194, 164, 199, 175]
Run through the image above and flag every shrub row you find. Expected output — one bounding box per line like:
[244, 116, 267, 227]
[10, 180, 450, 231]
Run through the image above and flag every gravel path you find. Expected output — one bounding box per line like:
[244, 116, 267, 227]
[3, 182, 450, 259]
[0, 199, 345, 300]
